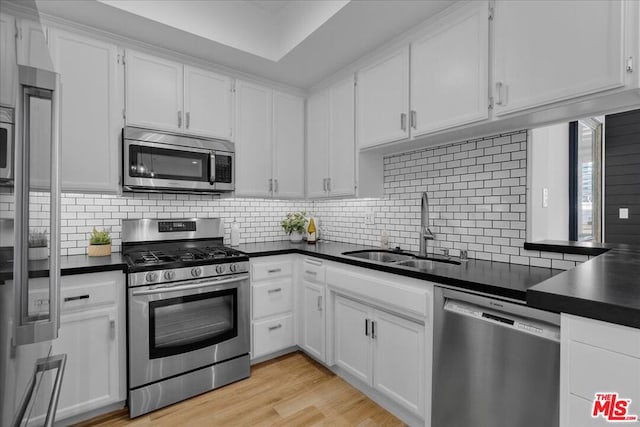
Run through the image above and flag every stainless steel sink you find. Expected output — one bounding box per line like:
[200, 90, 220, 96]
[342, 250, 415, 263]
[395, 258, 461, 270]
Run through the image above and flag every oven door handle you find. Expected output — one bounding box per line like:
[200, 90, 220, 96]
[131, 274, 249, 296]
[209, 152, 216, 185]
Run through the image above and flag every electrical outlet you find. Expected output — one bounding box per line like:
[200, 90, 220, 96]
[364, 209, 375, 225]
[619, 208, 629, 219]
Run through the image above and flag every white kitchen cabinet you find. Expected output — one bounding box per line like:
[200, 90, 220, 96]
[410, 1, 489, 135]
[300, 258, 327, 362]
[333, 294, 425, 417]
[356, 46, 409, 148]
[236, 80, 304, 198]
[306, 75, 355, 198]
[183, 65, 232, 139]
[493, 0, 625, 116]
[0, 13, 17, 106]
[272, 91, 304, 198]
[560, 314, 640, 427]
[16, 19, 53, 71]
[125, 50, 183, 132]
[49, 28, 121, 193]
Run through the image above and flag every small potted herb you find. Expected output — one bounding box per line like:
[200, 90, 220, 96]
[280, 211, 307, 243]
[28, 229, 48, 260]
[88, 227, 112, 257]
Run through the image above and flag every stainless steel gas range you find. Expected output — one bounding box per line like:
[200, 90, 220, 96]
[122, 218, 250, 418]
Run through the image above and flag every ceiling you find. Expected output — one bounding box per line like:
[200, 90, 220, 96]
[24, 0, 457, 89]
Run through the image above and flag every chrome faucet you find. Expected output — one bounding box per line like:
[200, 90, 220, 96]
[419, 191, 435, 257]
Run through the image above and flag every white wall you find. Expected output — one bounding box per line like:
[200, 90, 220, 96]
[529, 123, 569, 241]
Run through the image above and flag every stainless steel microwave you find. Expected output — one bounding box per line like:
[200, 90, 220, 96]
[123, 127, 234, 193]
[0, 106, 14, 183]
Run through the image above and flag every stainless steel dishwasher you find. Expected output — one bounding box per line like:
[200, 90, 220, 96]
[432, 287, 561, 427]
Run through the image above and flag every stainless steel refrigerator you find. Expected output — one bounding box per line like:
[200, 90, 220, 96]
[0, 10, 64, 426]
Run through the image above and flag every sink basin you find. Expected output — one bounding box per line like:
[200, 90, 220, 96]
[395, 258, 461, 270]
[342, 250, 415, 263]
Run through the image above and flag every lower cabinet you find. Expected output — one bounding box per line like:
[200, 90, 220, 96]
[299, 258, 327, 362]
[334, 295, 425, 418]
[252, 314, 294, 359]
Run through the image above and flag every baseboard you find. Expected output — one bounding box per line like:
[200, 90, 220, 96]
[56, 401, 126, 426]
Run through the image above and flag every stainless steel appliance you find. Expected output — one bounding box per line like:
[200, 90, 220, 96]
[123, 127, 235, 193]
[432, 287, 560, 427]
[123, 218, 250, 418]
[0, 106, 14, 182]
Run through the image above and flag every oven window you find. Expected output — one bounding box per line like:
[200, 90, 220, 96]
[0, 128, 7, 168]
[129, 144, 209, 182]
[149, 289, 237, 359]
[214, 154, 233, 184]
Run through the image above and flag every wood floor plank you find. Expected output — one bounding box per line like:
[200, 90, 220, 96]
[74, 352, 405, 426]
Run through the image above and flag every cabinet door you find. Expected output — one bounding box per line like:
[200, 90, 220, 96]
[183, 65, 232, 139]
[356, 46, 409, 148]
[334, 296, 372, 385]
[272, 91, 304, 198]
[328, 75, 355, 197]
[49, 29, 121, 193]
[305, 89, 330, 198]
[493, 1, 624, 116]
[302, 281, 325, 361]
[372, 310, 425, 417]
[411, 1, 489, 135]
[234, 80, 272, 197]
[52, 306, 120, 420]
[125, 49, 183, 132]
[17, 19, 53, 71]
[0, 13, 17, 106]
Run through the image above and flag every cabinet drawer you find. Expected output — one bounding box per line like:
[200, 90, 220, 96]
[252, 279, 293, 319]
[568, 340, 640, 401]
[302, 258, 325, 283]
[61, 274, 119, 312]
[567, 314, 640, 358]
[567, 394, 603, 427]
[252, 314, 294, 359]
[252, 260, 292, 281]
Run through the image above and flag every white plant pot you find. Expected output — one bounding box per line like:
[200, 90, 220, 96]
[289, 230, 304, 243]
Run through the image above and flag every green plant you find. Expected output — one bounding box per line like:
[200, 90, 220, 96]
[89, 227, 111, 245]
[28, 230, 48, 248]
[280, 211, 307, 234]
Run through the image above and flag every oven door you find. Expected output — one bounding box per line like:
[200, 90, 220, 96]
[123, 139, 215, 192]
[128, 274, 250, 388]
[0, 121, 13, 181]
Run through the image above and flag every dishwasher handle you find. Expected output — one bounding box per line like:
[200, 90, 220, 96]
[444, 299, 560, 343]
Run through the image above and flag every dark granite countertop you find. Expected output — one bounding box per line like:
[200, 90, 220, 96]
[237, 241, 562, 302]
[524, 240, 611, 256]
[0, 253, 127, 282]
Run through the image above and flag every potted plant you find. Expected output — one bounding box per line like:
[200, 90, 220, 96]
[280, 211, 307, 243]
[28, 229, 48, 260]
[88, 227, 112, 257]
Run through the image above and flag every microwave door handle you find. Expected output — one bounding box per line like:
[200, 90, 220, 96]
[209, 152, 216, 185]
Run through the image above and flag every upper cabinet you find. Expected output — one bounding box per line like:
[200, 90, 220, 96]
[410, 1, 489, 136]
[235, 80, 304, 198]
[0, 13, 17, 106]
[306, 75, 356, 198]
[493, 0, 626, 116]
[16, 19, 54, 71]
[49, 29, 122, 193]
[125, 49, 233, 139]
[356, 47, 410, 148]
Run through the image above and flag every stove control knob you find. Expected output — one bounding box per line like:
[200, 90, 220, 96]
[230, 263, 238, 273]
[164, 271, 175, 281]
[216, 265, 225, 274]
[191, 267, 202, 277]
[145, 272, 158, 283]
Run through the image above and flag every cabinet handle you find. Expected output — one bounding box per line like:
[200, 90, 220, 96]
[274, 179, 279, 193]
[322, 178, 327, 192]
[110, 320, 115, 340]
[63, 294, 89, 302]
[268, 324, 282, 331]
[410, 110, 417, 129]
[269, 178, 273, 193]
[267, 287, 282, 293]
[495, 82, 504, 106]
[267, 268, 281, 274]
[317, 295, 323, 311]
[305, 270, 317, 276]
[371, 320, 376, 339]
[400, 113, 407, 131]
[326, 178, 331, 192]
[365, 318, 370, 336]
[186, 112, 190, 129]
[177, 110, 182, 127]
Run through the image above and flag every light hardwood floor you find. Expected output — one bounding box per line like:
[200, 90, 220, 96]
[75, 352, 405, 426]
